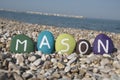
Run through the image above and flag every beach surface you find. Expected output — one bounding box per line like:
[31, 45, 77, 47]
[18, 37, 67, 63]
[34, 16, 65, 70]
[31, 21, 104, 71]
[0, 18, 120, 80]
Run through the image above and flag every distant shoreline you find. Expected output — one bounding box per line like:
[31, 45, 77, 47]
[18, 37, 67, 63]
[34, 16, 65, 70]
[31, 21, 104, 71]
[0, 8, 85, 19]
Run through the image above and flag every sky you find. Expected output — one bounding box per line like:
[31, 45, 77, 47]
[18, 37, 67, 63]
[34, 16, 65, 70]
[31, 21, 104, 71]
[0, 0, 120, 20]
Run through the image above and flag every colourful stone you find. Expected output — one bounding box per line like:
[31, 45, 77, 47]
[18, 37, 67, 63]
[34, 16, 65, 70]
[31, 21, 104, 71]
[55, 33, 76, 54]
[37, 30, 55, 54]
[93, 34, 114, 54]
[10, 34, 35, 53]
[76, 39, 91, 55]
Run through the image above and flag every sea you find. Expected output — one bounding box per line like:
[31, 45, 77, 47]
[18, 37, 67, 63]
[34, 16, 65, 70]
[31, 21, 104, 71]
[0, 10, 120, 33]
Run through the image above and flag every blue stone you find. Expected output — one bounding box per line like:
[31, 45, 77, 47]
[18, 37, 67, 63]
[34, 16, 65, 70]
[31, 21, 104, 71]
[37, 30, 55, 54]
[93, 34, 114, 54]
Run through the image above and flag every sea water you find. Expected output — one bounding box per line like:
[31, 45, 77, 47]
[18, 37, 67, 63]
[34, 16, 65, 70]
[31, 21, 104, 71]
[0, 10, 120, 33]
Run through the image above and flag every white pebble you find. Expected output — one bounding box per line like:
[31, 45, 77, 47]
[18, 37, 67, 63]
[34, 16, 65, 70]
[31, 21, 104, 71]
[64, 65, 71, 72]
[33, 59, 41, 66]
[67, 53, 77, 59]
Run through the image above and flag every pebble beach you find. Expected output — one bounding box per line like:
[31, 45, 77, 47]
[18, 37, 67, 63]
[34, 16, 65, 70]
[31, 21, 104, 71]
[0, 18, 120, 80]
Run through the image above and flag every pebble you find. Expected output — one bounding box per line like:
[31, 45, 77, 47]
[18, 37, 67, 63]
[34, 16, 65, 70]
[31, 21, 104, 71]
[0, 72, 8, 80]
[51, 58, 57, 64]
[15, 54, 24, 66]
[103, 54, 111, 58]
[22, 72, 33, 79]
[52, 73, 61, 79]
[43, 61, 52, 69]
[67, 53, 77, 59]
[117, 54, 120, 60]
[113, 61, 120, 69]
[103, 78, 110, 80]
[8, 62, 19, 71]
[82, 77, 92, 80]
[64, 65, 71, 72]
[41, 54, 46, 61]
[93, 68, 98, 73]
[100, 58, 110, 66]
[28, 55, 36, 62]
[32, 59, 41, 66]
[57, 62, 65, 69]
[13, 72, 24, 80]
[36, 51, 42, 56]
[67, 57, 77, 65]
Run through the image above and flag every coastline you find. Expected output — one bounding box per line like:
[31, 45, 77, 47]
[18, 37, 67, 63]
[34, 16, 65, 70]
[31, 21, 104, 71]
[0, 9, 85, 19]
[0, 18, 120, 80]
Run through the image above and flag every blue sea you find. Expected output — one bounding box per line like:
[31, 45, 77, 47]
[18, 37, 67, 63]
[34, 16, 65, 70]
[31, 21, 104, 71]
[0, 10, 120, 33]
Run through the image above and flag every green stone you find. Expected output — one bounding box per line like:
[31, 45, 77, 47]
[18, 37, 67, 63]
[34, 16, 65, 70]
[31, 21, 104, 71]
[55, 34, 76, 54]
[10, 34, 35, 53]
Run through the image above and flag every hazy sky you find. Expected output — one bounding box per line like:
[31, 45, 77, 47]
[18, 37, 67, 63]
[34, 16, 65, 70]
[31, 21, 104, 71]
[0, 0, 120, 20]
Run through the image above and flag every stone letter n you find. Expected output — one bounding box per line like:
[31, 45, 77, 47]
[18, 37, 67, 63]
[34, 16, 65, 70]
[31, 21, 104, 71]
[16, 39, 27, 51]
[98, 39, 109, 53]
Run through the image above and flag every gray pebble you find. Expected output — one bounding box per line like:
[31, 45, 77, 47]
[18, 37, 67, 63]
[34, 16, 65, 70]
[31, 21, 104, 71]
[28, 56, 36, 62]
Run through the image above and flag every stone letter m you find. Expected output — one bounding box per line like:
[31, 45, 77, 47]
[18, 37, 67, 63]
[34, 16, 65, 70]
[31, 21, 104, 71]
[16, 39, 27, 51]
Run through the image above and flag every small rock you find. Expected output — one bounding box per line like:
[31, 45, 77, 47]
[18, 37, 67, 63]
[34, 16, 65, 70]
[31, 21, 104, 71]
[100, 66, 111, 73]
[44, 69, 54, 77]
[41, 54, 46, 61]
[64, 65, 71, 72]
[15, 54, 24, 66]
[51, 58, 57, 64]
[22, 72, 33, 79]
[71, 66, 79, 73]
[0, 72, 8, 80]
[63, 58, 68, 63]
[113, 61, 120, 69]
[36, 51, 42, 56]
[103, 54, 111, 58]
[13, 72, 23, 80]
[79, 69, 86, 79]
[60, 75, 71, 80]
[67, 53, 77, 59]
[52, 73, 61, 78]
[33, 59, 41, 66]
[28, 56, 36, 62]
[43, 61, 52, 69]
[100, 58, 110, 66]
[93, 68, 98, 73]
[39, 69, 45, 74]
[103, 78, 110, 80]
[8, 62, 19, 71]
[67, 57, 77, 65]
[111, 73, 120, 80]
[57, 62, 65, 69]
[82, 77, 92, 80]
[117, 54, 120, 60]
[30, 64, 38, 70]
